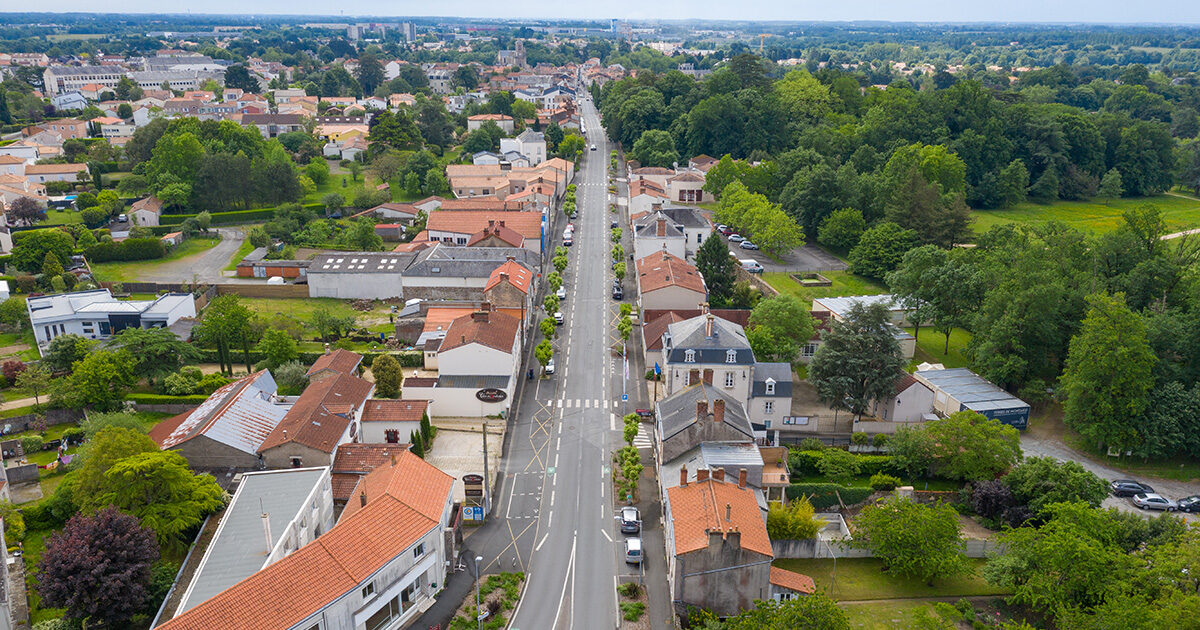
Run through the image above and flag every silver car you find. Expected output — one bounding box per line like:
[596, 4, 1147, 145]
[1132, 493, 1177, 511]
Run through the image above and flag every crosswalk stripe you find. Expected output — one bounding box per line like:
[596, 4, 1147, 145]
[594, 399, 601, 409]
[585, 400, 591, 409]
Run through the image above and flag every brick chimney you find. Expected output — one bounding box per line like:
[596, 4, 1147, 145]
[488, 219, 495, 228]
[724, 503, 731, 522]
[499, 220, 506, 228]
[738, 467, 747, 489]
[680, 465, 688, 487]
[713, 467, 725, 482]
[702, 369, 713, 386]
[713, 398, 725, 423]
[470, 310, 490, 322]
[696, 400, 708, 423]
[359, 492, 367, 507]
[705, 313, 714, 338]
[498, 271, 509, 285]
[688, 369, 700, 386]
[697, 468, 709, 482]
[657, 218, 666, 237]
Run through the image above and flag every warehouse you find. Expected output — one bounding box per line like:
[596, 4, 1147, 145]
[913, 367, 1030, 429]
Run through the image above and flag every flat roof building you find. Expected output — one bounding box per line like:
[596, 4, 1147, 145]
[913, 367, 1030, 429]
[26, 289, 195, 351]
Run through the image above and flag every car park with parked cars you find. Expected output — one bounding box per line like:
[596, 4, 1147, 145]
[1132, 492, 1177, 511]
[739, 240, 758, 250]
[1111, 479, 1155, 497]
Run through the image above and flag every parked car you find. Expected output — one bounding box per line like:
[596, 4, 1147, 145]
[1133, 493, 1177, 511]
[739, 259, 764, 274]
[728, 234, 745, 243]
[624, 537, 643, 564]
[739, 240, 759, 250]
[618, 506, 641, 534]
[719, 226, 734, 236]
[563, 238, 573, 247]
[1110, 479, 1155, 497]
[556, 286, 567, 300]
[544, 358, 555, 375]
[611, 220, 619, 229]
[1177, 495, 1200, 513]
[612, 284, 623, 300]
[554, 311, 564, 325]
[591, 144, 597, 151]
[716, 224, 727, 232]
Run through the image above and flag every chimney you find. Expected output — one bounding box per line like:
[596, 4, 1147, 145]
[499, 271, 509, 284]
[688, 369, 700, 386]
[701, 301, 710, 316]
[713, 467, 725, 482]
[488, 219, 495, 227]
[506, 255, 515, 262]
[702, 369, 713, 386]
[657, 218, 666, 237]
[324, 342, 331, 354]
[725, 503, 732, 522]
[697, 468, 709, 482]
[261, 509, 273, 552]
[705, 313, 714, 338]
[481, 301, 492, 311]
[390, 451, 397, 465]
[714, 399, 725, 424]
[499, 220, 506, 228]
[471, 310, 490, 323]
[680, 465, 688, 487]
[360, 492, 367, 507]
[461, 335, 467, 345]
[282, 429, 287, 439]
[696, 400, 708, 422]
[738, 467, 747, 489]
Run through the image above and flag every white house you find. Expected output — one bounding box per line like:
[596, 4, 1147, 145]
[633, 212, 687, 261]
[130, 195, 164, 227]
[869, 372, 936, 423]
[406, 308, 521, 418]
[26, 289, 196, 350]
[499, 128, 547, 165]
[359, 399, 428, 444]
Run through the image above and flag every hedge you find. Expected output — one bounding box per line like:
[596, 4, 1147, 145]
[788, 449, 898, 479]
[194, 349, 423, 368]
[160, 208, 278, 226]
[84, 237, 166, 263]
[785, 483, 875, 509]
[125, 393, 210, 405]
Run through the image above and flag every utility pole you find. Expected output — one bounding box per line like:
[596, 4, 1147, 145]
[482, 421, 490, 516]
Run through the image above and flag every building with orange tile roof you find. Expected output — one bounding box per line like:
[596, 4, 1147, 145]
[426, 212, 543, 254]
[359, 399, 428, 444]
[636, 251, 706, 311]
[329, 443, 410, 507]
[157, 451, 455, 630]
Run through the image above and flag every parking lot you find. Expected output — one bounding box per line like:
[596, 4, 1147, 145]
[711, 223, 848, 273]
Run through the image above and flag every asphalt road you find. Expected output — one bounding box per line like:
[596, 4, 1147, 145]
[133, 227, 245, 283]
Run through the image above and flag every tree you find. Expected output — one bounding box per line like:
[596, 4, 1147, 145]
[747, 295, 814, 362]
[617, 316, 633, 342]
[256, 328, 298, 370]
[1099, 168, 1123, 205]
[766, 496, 820, 540]
[631, 129, 679, 168]
[114, 76, 145, 101]
[347, 160, 363, 182]
[908, 411, 1021, 481]
[557, 134, 586, 161]
[809, 302, 905, 418]
[695, 233, 736, 307]
[37, 507, 159, 627]
[852, 496, 968, 585]
[614, 262, 626, 281]
[337, 218, 384, 251]
[817, 208, 866, 250]
[42, 334, 94, 374]
[11, 228, 75, 274]
[223, 64, 260, 93]
[59, 349, 137, 411]
[310, 305, 356, 342]
[453, 64, 479, 90]
[74, 427, 160, 511]
[1004, 456, 1109, 514]
[41, 251, 64, 280]
[816, 447, 861, 484]
[96, 451, 226, 548]
[15, 363, 50, 406]
[404, 171, 421, 196]
[540, 317, 556, 340]
[110, 327, 199, 381]
[1061, 293, 1155, 451]
[424, 168, 447, 195]
[274, 360, 309, 396]
[8, 197, 46, 227]
[997, 159, 1030, 207]
[371, 354, 403, 398]
[848, 222, 919, 279]
[535, 340, 553, 373]
[1028, 167, 1060, 202]
[368, 109, 423, 152]
[720, 593, 849, 630]
[195, 295, 256, 375]
[355, 52, 386, 95]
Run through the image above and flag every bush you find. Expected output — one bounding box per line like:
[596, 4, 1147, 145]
[61, 427, 85, 445]
[33, 619, 81, 630]
[617, 582, 641, 598]
[159, 208, 277, 226]
[873, 433, 890, 448]
[870, 473, 902, 491]
[798, 437, 826, 451]
[21, 435, 44, 454]
[767, 496, 821, 539]
[84, 237, 165, 263]
[125, 393, 209, 405]
[789, 449, 897, 478]
[786, 483, 874, 509]
[1, 359, 26, 381]
[619, 602, 645, 622]
[161, 371, 199, 395]
[851, 431, 869, 446]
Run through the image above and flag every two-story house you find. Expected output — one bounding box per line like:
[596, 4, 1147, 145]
[662, 311, 755, 405]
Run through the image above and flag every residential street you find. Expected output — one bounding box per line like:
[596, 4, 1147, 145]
[129, 227, 245, 283]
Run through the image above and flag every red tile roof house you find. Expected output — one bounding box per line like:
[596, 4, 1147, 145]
[664, 468, 815, 619]
[157, 451, 456, 630]
[257, 351, 374, 469]
[149, 370, 289, 470]
[328, 442, 411, 509]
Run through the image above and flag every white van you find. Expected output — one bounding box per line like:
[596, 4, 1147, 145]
[739, 259, 764, 274]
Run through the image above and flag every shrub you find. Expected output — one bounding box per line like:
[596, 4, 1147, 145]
[970, 479, 1015, 522]
[21, 435, 44, 454]
[766, 497, 821, 539]
[786, 483, 874, 509]
[620, 602, 645, 622]
[196, 373, 230, 394]
[798, 437, 825, 451]
[851, 431, 869, 446]
[161, 372, 198, 396]
[1, 359, 26, 381]
[873, 433, 890, 448]
[125, 393, 209, 405]
[816, 448, 861, 484]
[617, 582, 641, 598]
[870, 473, 901, 491]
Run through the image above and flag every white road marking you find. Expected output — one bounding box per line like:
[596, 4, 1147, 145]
[551, 489, 556, 506]
[602, 529, 612, 542]
[553, 534, 577, 630]
[536, 533, 550, 551]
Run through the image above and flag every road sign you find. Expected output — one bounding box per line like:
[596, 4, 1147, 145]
[621, 394, 628, 401]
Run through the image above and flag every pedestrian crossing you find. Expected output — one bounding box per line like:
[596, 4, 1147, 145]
[553, 398, 612, 409]
[632, 424, 653, 449]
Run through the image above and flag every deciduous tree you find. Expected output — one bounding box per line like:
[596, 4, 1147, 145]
[96, 451, 226, 547]
[853, 496, 968, 585]
[110, 326, 200, 380]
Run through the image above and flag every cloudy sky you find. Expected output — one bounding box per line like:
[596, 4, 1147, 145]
[17, 0, 1200, 24]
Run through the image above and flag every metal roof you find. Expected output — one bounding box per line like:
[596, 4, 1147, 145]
[914, 368, 1029, 412]
[177, 468, 328, 613]
[813, 294, 900, 317]
[157, 371, 288, 455]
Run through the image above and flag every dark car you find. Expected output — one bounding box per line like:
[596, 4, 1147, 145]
[612, 284, 623, 300]
[1110, 479, 1155, 497]
[611, 220, 619, 229]
[618, 506, 641, 534]
[1178, 495, 1200, 513]
[719, 226, 734, 236]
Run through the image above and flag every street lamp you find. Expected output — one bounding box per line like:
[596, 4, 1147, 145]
[474, 554, 485, 630]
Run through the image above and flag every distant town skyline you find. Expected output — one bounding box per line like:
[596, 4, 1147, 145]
[9, 1, 1200, 24]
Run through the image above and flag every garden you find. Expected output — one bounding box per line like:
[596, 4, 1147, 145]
[447, 572, 524, 630]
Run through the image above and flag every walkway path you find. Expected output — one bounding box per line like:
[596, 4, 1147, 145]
[132, 228, 245, 283]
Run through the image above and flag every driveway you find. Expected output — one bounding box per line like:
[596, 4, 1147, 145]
[134, 228, 245, 283]
[1020, 430, 1200, 521]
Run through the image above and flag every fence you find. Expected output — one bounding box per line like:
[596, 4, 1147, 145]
[0, 409, 85, 436]
[771, 537, 1001, 559]
[215, 283, 311, 299]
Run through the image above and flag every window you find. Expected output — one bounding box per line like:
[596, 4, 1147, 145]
[764, 401, 774, 414]
[801, 344, 817, 358]
[361, 582, 376, 599]
[684, 349, 695, 363]
[290, 457, 303, 468]
[724, 372, 735, 388]
[725, 349, 737, 363]
[384, 429, 400, 443]
[413, 542, 426, 558]
[765, 380, 775, 395]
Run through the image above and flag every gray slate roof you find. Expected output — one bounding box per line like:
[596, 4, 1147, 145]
[636, 206, 708, 228]
[663, 314, 754, 365]
[752, 362, 794, 398]
[657, 383, 754, 443]
[405, 245, 537, 278]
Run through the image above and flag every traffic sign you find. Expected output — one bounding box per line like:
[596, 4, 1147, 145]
[621, 394, 628, 401]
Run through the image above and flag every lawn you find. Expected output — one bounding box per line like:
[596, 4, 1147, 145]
[763, 271, 888, 306]
[22, 527, 64, 624]
[43, 209, 83, 225]
[969, 194, 1200, 235]
[89, 236, 221, 282]
[842, 600, 967, 629]
[905, 327, 972, 370]
[223, 235, 257, 271]
[241, 297, 394, 340]
[772, 558, 1010, 602]
[791, 474, 963, 492]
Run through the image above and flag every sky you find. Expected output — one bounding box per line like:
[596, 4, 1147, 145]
[12, 0, 1200, 24]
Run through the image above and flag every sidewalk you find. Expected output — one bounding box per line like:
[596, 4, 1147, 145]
[407, 546, 480, 630]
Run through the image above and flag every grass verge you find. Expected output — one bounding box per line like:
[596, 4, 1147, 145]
[772, 558, 1010, 601]
[763, 271, 887, 305]
[90, 237, 221, 282]
[969, 194, 1200, 235]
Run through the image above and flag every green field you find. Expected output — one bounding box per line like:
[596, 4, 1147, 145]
[842, 600, 972, 629]
[43, 209, 83, 225]
[773, 558, 1010, 601]
[241, 297, 395, 345]
[906, 327, 972, 370]
[89, 237, 221, 282]
[969, 194, 1200, 235]
[763, 271, 887, 305]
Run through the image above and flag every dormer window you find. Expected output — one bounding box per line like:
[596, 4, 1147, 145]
[765, 378, 776, 396]
[725, 349, 737, 364]
[684, 349, 696, 363]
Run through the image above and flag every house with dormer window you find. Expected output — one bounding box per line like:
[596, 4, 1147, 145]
[661, 309, 756, 406]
